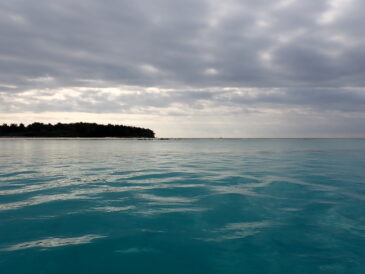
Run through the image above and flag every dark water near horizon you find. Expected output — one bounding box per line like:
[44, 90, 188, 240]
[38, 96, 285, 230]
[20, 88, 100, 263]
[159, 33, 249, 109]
[0, 139, 364, 274]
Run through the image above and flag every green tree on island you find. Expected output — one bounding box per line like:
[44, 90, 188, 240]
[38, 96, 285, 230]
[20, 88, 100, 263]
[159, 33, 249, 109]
[0, 122, 155, 138]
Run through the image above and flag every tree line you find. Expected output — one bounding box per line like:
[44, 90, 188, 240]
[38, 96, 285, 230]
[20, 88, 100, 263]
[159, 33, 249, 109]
[0, 122, 155, 138]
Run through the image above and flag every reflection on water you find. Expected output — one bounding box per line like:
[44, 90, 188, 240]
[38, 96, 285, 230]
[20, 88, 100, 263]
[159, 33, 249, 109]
[4, 235, 106, 251]
[202, 221, 272, 242]
[0, 139, 364, 273]
[93, 206, 136, 212]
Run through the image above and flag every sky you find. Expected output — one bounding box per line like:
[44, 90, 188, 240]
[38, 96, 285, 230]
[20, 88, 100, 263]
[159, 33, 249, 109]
[0, 0, 365, 137]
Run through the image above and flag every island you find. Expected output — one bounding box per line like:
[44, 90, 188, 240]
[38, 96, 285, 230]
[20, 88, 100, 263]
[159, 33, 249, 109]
[0, 122, 155, 138]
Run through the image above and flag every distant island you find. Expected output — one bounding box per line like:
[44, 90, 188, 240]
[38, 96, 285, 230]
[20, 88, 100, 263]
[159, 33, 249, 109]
[0, 122, 155, 138]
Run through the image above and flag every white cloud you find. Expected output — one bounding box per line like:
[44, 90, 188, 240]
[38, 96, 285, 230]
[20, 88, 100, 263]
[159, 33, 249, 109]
[319, 0, 353, 25]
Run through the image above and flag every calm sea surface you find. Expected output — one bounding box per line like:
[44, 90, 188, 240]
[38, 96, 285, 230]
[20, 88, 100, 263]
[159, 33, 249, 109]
[0, 139, 364, 274]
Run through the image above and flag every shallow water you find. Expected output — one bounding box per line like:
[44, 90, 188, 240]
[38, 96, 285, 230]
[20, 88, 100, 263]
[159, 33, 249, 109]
[0, 139, 364, 274]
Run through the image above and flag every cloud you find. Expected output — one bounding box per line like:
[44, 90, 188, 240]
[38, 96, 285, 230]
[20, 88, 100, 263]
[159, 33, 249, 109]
[2, 86, 365, 114]
[0, 0, 364, 136]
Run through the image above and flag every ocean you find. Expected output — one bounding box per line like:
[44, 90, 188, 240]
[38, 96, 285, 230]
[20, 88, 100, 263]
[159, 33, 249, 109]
[0, 139, 364, 273]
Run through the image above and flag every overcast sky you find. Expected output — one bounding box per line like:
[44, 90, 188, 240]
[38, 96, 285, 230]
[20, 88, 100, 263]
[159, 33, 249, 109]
[1, 0, 364, 137]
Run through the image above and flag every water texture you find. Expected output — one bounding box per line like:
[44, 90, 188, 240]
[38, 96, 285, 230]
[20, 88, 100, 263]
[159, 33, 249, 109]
[0, 139, 364, 274]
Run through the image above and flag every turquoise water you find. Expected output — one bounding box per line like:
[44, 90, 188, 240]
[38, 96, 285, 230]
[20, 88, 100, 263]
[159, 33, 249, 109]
[0, 139, 364, 274]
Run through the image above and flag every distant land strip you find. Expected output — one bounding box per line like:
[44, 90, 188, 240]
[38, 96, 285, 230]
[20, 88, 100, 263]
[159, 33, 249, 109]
[0, 122, 155, 138]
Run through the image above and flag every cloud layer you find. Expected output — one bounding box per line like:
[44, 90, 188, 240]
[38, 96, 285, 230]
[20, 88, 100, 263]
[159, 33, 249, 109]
[1, 0, 365, 136]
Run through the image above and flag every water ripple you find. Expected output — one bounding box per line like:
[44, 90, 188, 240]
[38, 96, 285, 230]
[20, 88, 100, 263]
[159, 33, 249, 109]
[0, 139, 364, 273]
[3, 235, 106, 251]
